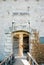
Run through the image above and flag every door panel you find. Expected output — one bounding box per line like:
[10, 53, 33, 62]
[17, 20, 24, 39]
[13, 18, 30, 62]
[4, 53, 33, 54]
[13, 37, 19, 56]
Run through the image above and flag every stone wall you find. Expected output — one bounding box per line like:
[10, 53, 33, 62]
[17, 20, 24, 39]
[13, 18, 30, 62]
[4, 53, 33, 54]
[4, 33, 13, 58]
[37, 44, 44, 63]
[29, 30, 44, 64]
[30, 42, 44, 64]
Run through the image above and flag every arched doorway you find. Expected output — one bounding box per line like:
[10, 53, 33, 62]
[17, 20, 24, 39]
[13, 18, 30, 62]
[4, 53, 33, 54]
[12, 31, 30, 57]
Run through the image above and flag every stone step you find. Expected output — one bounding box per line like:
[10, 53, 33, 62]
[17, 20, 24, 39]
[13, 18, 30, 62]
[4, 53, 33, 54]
[21, 59, 30, 65]
[13, 58, 30, 65]
[13, 59, 24, 65]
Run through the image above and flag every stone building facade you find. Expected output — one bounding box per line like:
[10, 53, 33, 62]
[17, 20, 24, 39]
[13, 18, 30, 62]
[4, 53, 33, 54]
[0, 0, 44, 63]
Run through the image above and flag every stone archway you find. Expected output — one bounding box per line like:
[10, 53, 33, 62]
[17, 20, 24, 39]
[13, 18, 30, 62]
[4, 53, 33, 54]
[12, 31, 30, 57]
